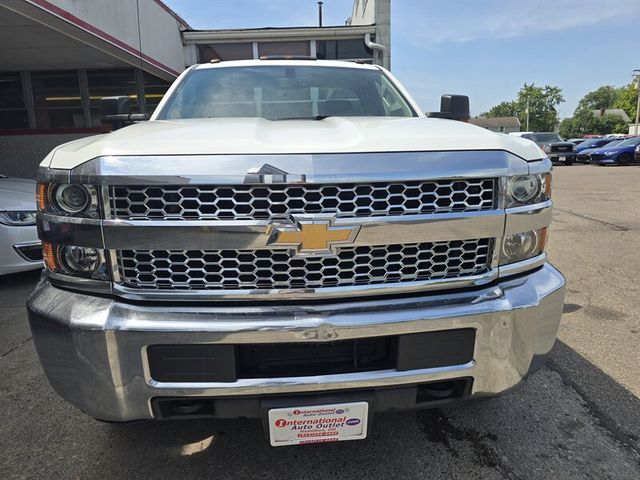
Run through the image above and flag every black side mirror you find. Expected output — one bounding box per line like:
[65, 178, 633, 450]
[426, 94, 470, 121]
[100, 96, 131, 116]
[100, 96, 148, 130]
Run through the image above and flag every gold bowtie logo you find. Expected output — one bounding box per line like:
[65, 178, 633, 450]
[267, 218, 360, 256]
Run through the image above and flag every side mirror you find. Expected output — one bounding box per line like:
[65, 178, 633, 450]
[100, 96, 148, 131]
[426, 94, 470, 121]
[100, 96, 131, 117]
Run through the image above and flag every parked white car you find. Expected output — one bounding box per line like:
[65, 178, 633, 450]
[0, 176, 42, 275]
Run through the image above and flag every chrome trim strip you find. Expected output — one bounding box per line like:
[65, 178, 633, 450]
[39, 210, 506, 250]
[46, 271, 112, 295]
[498, 253, 547, 278]
[112, 268, 499, 301]
[504, 200, 552, 234]
[146, 362, 476, 393]
[66, 150, 531, 185]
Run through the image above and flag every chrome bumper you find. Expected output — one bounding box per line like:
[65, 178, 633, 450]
[27, 263, 565, 422]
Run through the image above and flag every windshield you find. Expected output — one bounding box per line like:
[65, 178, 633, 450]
[613, 137, 640, 147]
[158, 65, 416, 120]
[525, 133, 564, 143]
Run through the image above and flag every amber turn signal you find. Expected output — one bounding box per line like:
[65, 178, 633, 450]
[42, 241, 58, 272]
[36, 183, 48, 211]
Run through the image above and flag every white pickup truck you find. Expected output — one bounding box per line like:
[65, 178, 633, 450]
[28, 59, 564, 447]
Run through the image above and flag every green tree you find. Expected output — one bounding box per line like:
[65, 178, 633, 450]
[594, 114, 629, 134]
[482, 83, 564, 131]
[576, 85, 619, 110]
[481, 101, 518, 118]
[558, 117, 579, 139]
[613, 82, 638, 120]
[517, 83, 564, 131]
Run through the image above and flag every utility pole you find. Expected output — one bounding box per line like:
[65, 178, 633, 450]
[633, 69, 640, 135]
[526, 97, 530, 131]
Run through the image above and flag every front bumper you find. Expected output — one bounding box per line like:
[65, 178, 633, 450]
[27, 263, 565, 422]
[548, 153, 574, 163]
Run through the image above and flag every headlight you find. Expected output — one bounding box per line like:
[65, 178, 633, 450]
[60, 245, 101, 274]
[54, 184, 90, 213]
[505, 173, 550, 207]
[509, 175, 541, 203]
[37, 183, 99, 218]
[43, 242, 109, 280]
[541, 144, 551, 153]
[0, 211, 37, 226]
[500, 228, 547, 265]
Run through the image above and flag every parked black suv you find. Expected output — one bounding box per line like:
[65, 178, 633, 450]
[518, 132, 575, 165]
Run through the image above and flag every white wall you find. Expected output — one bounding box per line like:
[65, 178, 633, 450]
[348, 0, 375, 25]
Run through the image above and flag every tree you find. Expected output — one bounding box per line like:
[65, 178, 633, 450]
[482, 83, 564, 131]
[559, 106, 628, 138]
[517, 83, 564, 131]
[613, 82, 638, 121]
[481, 101, 518, 118]
[576, 85, 619, 111]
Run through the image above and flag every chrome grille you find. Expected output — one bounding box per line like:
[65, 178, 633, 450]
[110, 179, 497, 220]
[117, 239, 493, 291]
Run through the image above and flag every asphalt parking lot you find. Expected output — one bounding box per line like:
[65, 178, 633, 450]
[1, 165, 639, 479]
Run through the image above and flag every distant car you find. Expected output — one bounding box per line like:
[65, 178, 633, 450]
[567, 138, 585, 145]
[0, 176, 42, 275]
[575, 138, 614, 153]
[510, 132, 575, 165]
[576, 140, 624, 163]
[589, 136, 640, 165]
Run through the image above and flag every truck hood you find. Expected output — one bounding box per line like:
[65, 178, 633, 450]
[0, 177, 37, 211]
[44, 117, 544, 169]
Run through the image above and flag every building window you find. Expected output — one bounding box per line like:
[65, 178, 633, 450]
[258, 41, 310, 57]
[31, 71, 85, 128]
[316, 39, 372, 62]
[0, 73, 28, 129]
[87, 69, 138, 127]
[198, 43, 254, 62]
[143, 72, 171, 114]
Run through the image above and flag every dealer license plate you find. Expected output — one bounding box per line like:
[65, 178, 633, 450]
[559, 156, 566, 161]
[267, 402, 369, 447]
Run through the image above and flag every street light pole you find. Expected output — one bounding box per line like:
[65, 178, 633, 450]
[526, 97, 530, 131]
[633, 70, 640, 135]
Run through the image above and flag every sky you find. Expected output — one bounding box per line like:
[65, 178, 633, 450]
[165, 0, 640, 117]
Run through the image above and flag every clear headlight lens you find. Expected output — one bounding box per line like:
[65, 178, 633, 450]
[43, 242, 109, 280]
[506, 173, 551, 207]
[37, 183, 99, 218]
[60, 246, 100, 274]
[500, 228, 547, 265]
[510, 175, 541, 203]
[54, 184, 89, 213]
[0, 211, 37, 226]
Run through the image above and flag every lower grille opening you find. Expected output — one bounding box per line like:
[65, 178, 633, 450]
[151, 378, 474, 420]
[237, 337, 393, 378]
[147, 329, 476, 383]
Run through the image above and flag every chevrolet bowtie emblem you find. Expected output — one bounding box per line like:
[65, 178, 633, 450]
[266, 217, 360, 256]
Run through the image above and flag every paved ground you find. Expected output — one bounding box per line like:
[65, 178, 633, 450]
[1, 165, 639, 479]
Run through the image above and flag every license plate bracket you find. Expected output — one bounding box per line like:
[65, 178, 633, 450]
[267, 401, 369, 446]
